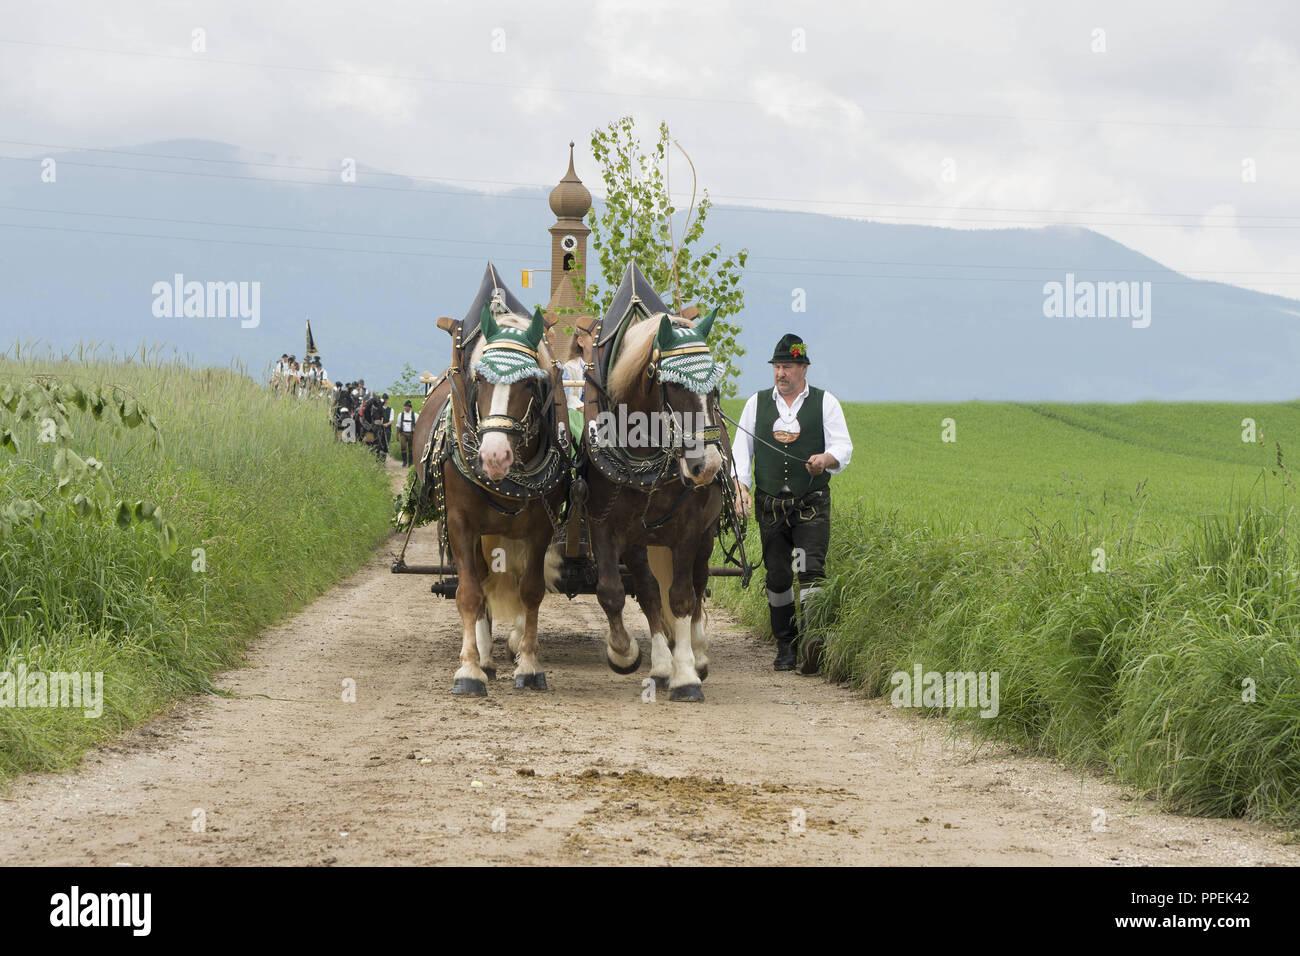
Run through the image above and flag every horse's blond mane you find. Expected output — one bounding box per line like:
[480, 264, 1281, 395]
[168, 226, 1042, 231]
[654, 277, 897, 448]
[608, 313, 693, 401]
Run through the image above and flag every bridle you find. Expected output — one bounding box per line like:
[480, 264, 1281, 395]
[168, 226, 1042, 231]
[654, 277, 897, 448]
[462, 338, 553, 465]
[644, 339, 723, 460]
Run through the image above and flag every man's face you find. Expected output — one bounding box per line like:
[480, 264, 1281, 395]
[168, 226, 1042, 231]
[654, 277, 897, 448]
[772, 361, 807, 396]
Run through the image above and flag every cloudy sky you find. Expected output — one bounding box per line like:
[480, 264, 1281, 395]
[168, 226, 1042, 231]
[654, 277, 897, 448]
[3, 0, 1299, 298]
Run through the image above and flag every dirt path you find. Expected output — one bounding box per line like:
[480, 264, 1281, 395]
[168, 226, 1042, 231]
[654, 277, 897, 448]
[1, 465, 1295, 866]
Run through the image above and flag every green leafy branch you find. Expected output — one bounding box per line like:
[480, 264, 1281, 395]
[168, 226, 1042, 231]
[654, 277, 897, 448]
[555, 116, 749, 397]
[0, 377, 179, 554]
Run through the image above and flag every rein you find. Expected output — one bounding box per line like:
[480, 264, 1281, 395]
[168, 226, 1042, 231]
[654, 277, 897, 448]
[717, 408, 814, 466]
[445, 331, 566, 510]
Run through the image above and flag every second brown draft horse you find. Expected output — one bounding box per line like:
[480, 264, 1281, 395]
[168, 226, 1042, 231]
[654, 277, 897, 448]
[577, 264, 728, 702]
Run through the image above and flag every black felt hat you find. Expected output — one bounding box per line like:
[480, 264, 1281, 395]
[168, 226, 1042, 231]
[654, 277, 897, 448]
[768, 332, 810, 365]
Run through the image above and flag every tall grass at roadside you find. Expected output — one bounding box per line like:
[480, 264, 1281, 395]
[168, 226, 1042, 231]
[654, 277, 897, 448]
[0, 347, 394, 778]
[713, 398, 1300, 827]
[714, 492, 1300, 826]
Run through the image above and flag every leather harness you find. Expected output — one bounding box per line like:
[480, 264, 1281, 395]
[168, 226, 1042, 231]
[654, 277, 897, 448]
[420, 317, 569, 518]
[573, 309, 729, 528]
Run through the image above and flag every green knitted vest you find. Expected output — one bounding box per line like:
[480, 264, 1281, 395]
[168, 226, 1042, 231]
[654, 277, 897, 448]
[754, 387, 828, 497]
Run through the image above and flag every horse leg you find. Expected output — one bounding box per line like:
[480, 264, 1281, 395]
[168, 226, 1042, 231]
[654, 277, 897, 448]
[495, 531, 524, 656]
[513, 522, 551, 691]
[690, 537, 711, 681]
[590, 521, 641, 674]
[474, 544, 496, 680]
[507, 614, 525, 657]
[640, 545, 675, 691]
[667, 551, 704, 702]
[448, 517, 489, 696]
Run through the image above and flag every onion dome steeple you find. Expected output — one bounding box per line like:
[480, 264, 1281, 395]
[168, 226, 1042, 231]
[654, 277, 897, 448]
[548, 142, 592, 222]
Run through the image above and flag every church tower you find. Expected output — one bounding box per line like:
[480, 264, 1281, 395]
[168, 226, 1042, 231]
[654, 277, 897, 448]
[545, 143, 592, 360]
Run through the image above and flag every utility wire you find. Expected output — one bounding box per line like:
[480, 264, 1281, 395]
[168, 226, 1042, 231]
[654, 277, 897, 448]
[4, 139, 1298, 223]
[3, 36, 1298, 133]
[5, 219, 1300, 286]
[4, 203, 1299, 276]
[2, 155, 1296, 229]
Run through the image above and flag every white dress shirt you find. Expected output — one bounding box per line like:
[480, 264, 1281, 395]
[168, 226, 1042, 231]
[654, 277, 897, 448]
[732, 382, 853, 492]
[562, 358, 586, 410]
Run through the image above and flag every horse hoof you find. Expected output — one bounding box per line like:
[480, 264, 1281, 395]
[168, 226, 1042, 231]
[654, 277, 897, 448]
[482, 666, 497, 681]
[669, 684, 704, 703]
[607, 645, 643, 675]
[697, 664, 708, 681]
[514, 672, 548, 691]
[653, 676, 669, 692]
[451, 678, 487, 697]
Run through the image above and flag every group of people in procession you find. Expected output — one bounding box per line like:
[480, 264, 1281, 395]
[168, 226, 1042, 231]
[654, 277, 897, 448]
[270, 353, 330, 396]
[331, 378, 403, 461]
[268, 352, 420, 465]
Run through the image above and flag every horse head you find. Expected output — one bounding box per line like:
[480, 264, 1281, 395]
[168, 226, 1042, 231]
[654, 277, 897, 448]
[652, 308, 725, 487]
[606, 307, 725, 488]
[470, 304, 551, 482]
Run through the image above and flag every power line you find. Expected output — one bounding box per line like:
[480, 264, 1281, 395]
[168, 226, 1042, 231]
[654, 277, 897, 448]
[6, 138, 1299, 223]
[0, 139, 555, 190]
[5, 220, 1300, 287]
[3, 36, 1298, 133]
[746, 253, 1300, 277]
[0, 220, 534, 262]
[5, 203, 1299, 277]
[4, 154, 1298, 230]
[0, 154, 547, 202]
[707, 193, 1300, 222]
[0, 204, 545, 251]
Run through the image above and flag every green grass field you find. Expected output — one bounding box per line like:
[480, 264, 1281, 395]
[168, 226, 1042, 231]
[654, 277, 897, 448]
[715, 400, 1300, 828]
[810, 402, 1298, 531]
[0, 351, 394, 778]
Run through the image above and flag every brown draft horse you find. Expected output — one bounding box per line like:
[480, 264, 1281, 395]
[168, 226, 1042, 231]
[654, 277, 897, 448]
[437, 305, 568, 696]
[583, 310, 726, 702]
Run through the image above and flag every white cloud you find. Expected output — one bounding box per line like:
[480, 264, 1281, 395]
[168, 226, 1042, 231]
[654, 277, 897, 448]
[0, 0, 1297, 298]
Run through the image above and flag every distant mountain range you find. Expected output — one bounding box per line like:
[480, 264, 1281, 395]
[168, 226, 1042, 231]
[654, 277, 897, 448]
[2, 139, 1297, 401]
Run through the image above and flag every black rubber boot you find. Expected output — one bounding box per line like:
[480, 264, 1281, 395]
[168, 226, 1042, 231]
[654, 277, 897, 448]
[796, 586, 824, 675]
[771, 603, 797, 671]
[773, 638, 796, 671]
[798, 635, 825, 675]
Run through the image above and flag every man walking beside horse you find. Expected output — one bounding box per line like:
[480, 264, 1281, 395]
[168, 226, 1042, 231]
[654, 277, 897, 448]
[732, 333, 853, 675]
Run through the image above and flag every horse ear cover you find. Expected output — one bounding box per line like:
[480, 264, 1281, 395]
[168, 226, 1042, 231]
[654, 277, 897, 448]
[526, 307, 545, 345]
[695, 308, 718, 340]
[656, 314, 676, 350]
[480, 306, 500, 341]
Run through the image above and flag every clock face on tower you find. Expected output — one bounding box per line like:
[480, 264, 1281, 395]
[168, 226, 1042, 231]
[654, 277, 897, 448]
[561, 234, 577, 252]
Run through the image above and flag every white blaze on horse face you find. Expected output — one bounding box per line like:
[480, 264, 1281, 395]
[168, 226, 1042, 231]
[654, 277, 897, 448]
[478, 381, 514, 480]
[678, 392, 723, 486]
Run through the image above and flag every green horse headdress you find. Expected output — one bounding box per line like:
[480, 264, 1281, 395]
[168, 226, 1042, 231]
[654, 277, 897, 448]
[473, 306, 549, 385]
[653, 309, 722, 393]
